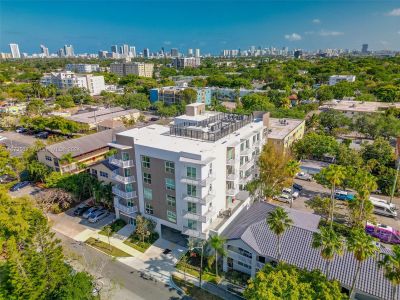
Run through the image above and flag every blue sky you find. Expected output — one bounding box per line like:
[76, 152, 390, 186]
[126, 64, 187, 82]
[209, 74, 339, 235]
[0, 0, 399, 54]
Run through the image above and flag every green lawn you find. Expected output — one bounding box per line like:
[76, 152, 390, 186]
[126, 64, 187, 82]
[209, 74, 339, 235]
[176, 261, 220, 284]
[85, 237, 131, 257]
[123, 232, 159, 253]
[98, 219, 126, 236]
[172, 275, 222, 300]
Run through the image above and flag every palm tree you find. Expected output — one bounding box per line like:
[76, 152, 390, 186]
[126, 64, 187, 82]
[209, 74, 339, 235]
[209, 235, 226, 277]
[312, 227, 344, 279]
[347, 229, 379, 299]
[319, 164, 346, 227]
[286, 160, 301, 178]
[266, 207, 293, 262]
[379, 245, 400, 300]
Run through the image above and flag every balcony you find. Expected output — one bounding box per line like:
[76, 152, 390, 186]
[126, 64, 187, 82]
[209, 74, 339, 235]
[182, 207, 216, 223]
[256, 261, 265, 270]
[112, 186, 137, 199]
[240, 159, 255, 171]
[240, 148, 252, 156]
[182, 226, 207, 239]
[227, 249, 252, 265]
[115, 202, 138, 215]
[182, 192, 215, 205]
[111, 172, 136, 184]
[226, 157, 237, 165]
[180, 173, 216, 187]
[226, 188, 236, 196]
[109, 156, 134, 168]
[226, 173, 238, 181]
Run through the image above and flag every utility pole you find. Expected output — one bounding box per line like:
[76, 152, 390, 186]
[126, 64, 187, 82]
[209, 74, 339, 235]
[390, 158, 400, 204]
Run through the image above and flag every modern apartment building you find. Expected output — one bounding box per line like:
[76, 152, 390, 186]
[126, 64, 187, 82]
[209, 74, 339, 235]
[9, 43, 21, 59]
[108, 103, 269, 240]
[328, 75, 356, 86]
[64, 45, 74, 57]
[40, 71, 105, 95]
[65, 64, 100, 73]
[222, 202, 395, 300]
[40, 45, 49, 57]
[149, 86, 212, 105]
[173, 57, 201, 68]
[110, 62, 154, 78]
[267, 118, 305, 151]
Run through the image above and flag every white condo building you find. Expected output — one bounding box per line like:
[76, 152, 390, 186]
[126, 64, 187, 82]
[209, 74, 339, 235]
[40, 71, 105, 95]
[65, 64, 100, 73]
[329, 75, 356, 86]
[108, 103, 269, 241]
[9, 43, 21, 59]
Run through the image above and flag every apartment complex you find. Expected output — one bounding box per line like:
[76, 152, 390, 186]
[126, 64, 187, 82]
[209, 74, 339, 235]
[267, 118, 305, 150]
[222, 202, 395, 300]
[110, 62, 154, 78]
[329, 75, 356, 86]
[108, 103, 269, 240]
[320, 100, 400, 116]
[37, 129, 120, 174]
[40, 71, 105, 95]
[173, 57, 201, 68]
[65, 63, 100, 73]
[149, 86, 212, 105]
[211, 87, 267, 101]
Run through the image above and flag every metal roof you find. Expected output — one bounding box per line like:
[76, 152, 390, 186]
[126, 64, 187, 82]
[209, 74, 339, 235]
[222, 202, 396, 300]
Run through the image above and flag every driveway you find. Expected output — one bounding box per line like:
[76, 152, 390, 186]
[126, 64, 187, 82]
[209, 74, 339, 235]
[8, 183, 43, 198]
[49, 204, 115, 239]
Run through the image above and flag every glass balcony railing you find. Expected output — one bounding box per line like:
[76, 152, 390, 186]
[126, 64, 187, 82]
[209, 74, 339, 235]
[112, 186, 137, 199]
[109, 156, 134, 168]
[181, 207, 216, 223]
[182, 226, 207, 239]
[182, 192, 215, 205]
[180, 172, 216, 187]
[111, 172, 136, 184]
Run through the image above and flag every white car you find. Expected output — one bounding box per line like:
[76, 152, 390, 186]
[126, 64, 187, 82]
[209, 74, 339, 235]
[274, 193, 291, 203]
[295, 172, 313, 181]
[0, 136, 7, 142]
[282, 188, 299, 199]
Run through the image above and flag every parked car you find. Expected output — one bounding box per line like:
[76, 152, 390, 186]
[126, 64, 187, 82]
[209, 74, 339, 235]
[366, 222, 400, 244]
[334, 190, 355, 201]
[0, 174, 17, 183]
[73, 203, 91, 216]
[293, 183, 303, 191]
[35, 131, 49, 139]
[370, 198, 397, 218]
[16, 127, 27, 133]
[274, 193, 291, 203]
[282, 188, 299, 199]
[88, 210, 110, 223]
[9, 181, 30, 192]
[82, 207, 102, 219]
[295, 172, 313, 181]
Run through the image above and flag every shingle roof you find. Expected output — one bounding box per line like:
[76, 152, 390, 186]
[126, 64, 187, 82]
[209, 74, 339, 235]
[222, 202, 396, 300]
[44, 129, 121, 159]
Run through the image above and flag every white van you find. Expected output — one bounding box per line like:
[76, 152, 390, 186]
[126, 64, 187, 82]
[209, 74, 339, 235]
[370, 198, 398, 218]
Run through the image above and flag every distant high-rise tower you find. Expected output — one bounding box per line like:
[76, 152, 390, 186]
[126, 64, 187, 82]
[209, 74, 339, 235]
[63, 45, 74, 57]
[40, 44, 49, 57]
[171, 48, 179, 57]
[57, 48, 65, 57]
[195, 48, 200, 58]
[129, 46, 136, 57]
[143, 48, 150, 58]
[111, 45, 118, 53]
[187, 48, 193, 57]
[361, 44, 369, 54]
[9, 43, 21, 59]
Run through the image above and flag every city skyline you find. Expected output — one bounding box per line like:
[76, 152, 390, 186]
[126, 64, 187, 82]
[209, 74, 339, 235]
[1, 0, 400, 54]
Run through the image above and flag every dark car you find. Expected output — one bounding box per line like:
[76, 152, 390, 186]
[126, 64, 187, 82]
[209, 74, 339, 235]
[35, 131, 49, 139]
[74, 204, 91, 216]
[150, 117, 159, 122]
[16, 127, 28, 133]
[10, 181, 30, 192]
[293, 183, 303, 191]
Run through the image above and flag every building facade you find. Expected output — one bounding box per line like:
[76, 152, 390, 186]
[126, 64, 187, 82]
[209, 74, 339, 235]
[329, 75, 356, 86]
[110, 62, 154, 78]
[9, 43, 21, 59]
[149, 86, 212, 105]
[65, 64, 100, 73]
[173, 57, 201, 68]
[108, 103, 269, 240]
[267, 118, 305, 151]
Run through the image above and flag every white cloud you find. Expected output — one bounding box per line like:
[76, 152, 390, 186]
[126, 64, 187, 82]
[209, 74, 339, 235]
[312, 19, 321, 24]
[387, 8, 400, 16]
[318, 30, 344, 36]
[284, 33, 302, 41]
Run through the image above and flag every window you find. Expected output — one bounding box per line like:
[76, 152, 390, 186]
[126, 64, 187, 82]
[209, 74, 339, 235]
[45, 156, 52, 161]
[145, 203, 153, 215]
[144, 187, 152, 200]
[237, 261, 251, 269]
[100, 171, 108, 178]
[142, 156, 150, 168]
[167, 195, 176, 208]
[122, 152, 130, 161]
[91, 169, 98, 175]
[187, 184, 197, 197]
[186, 166, 197, 179]
[165, 178, 175, 191]
[167, 210, 176, 223]
[126, 183, 133, 192]
[165, 161, 175, 174]
[188, 219, 197, 230]
[124, 168, 132, 177]
[187, 202, 197, 213]
[143, 173, 152, 184]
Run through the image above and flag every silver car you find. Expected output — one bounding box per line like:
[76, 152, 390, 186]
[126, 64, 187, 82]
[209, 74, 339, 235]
[88, 210, 109, 223]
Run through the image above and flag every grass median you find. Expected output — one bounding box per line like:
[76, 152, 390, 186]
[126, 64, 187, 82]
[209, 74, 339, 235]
[86, 237, 131, 257]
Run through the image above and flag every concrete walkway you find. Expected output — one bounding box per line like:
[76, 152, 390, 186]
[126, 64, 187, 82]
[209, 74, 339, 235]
[114, 224, 135, 241]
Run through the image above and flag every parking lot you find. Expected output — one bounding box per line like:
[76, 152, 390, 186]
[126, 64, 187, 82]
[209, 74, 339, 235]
[8, 182, 43, 198]
[0, 131, 42, 156]
[270, 178, 400, 230]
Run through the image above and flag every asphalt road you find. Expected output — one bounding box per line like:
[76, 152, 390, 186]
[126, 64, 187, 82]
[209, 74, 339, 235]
[56, 232, 183, 300]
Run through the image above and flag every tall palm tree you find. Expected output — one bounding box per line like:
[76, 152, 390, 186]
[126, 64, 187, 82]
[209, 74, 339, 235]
[347, 229, 379, 299]
[319, 164, 346, 227]
[266, 207, 293, 262]
[209, 235, 226, 277]
[286, 160, 301, 178]
[312, 227, 344, 279]
[379, 245, 400, 300]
